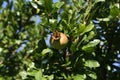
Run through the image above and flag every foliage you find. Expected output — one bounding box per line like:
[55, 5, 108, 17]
[0, 0, 120, 80]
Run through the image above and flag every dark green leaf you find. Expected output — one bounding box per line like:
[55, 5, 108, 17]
[44, 0, 52, 13]
[38, 38, 47, 52]
[110, 5, 120, 17]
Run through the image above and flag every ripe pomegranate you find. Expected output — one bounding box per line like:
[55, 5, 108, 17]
[50, 31, 68, 49]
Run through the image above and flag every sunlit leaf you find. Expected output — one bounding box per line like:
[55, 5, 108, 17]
[88, 73, 97, 79]
[45, 75, 54, 80]
[97, 18, 110, 21]
[29, 62, 35, 68]
[0, 77, 5, 80]
[81, 23, 94, 35]
[41, 48, 53, 55]
[82, 39, 100, 52]
[54, 2, 64, 9]
[73, 74, 86, 80]
[19, 71, 28, 79]
[85, 60, 100, 68]
[31, 2, 38, 9]
[95, 0, 105, 3]
[35, 69, 42, 80]
[86, 31, 96, 41]
[49, 19, 57, 28]
[79, 24, 86, 34]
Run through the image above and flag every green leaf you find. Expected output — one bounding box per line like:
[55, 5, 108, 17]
[36, 0, 44, 6]
[35, 69, 42, 80]
[95, 0, 105, 3]
[45, 75, 54, 80]
[49, 19, 57, 28]
[79, 24, 86, 34]
[0, 77, 5, 80]
[82, 39, 100, 52]
[84, 23, 94, 33]
[31, 2, 38, 9]
[88, 73, 97, 79]
[54, 2, 64, 9]
[85, 31, 96, 42]
[85, 60, 100, 68]
[44, 0, 52, 12]
[97, 18, 110, 21]
[60, 20, 70, 31]
[28, 62, 35, 69]
[41, 48, 53, 55]
[81, 23, 94, 35]
[73, 74, 86, 80]
[87, 31, 95, 40]
[0, 23, 3, 38]
[76, 35, 87, 50]
[110, 5, 120, 17]
[19, 71, 28, 79]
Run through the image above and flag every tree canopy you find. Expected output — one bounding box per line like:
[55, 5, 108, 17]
[0, 0, 120, 80]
